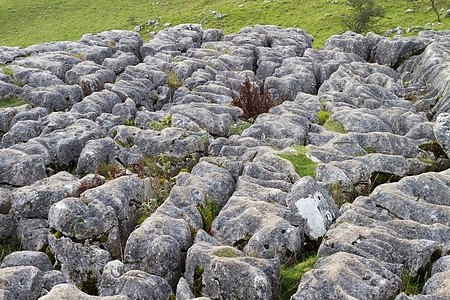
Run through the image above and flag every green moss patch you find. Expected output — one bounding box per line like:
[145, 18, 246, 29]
[277, 146, 318, 178]
[214, 247, 242, 258]
[0, 96, 28, 108]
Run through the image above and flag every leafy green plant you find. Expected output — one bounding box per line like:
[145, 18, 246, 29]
[196, 194, 218, 234]
[124, 116, 137, 127]
[363, 146, 376, 154]
[278, 254, 320, 300]
[228, 117, 254, 136]
[149, 115, 173, 131]
[317, 110, 331, 126]
[276, 146, 319, 178]
[96, 163, 127, 180]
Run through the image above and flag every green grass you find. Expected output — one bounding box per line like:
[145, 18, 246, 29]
[0, 96, 28, 108]
[324, 118, 346, 133]
[0, 1, 448, 49]
[278, 254, 320, 300]
[317, 110, 331, 126]
[0, 239, 22, 263]
[277, 146, 319, 178]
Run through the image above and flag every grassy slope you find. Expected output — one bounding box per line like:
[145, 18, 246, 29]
[0, 0, 448, 49]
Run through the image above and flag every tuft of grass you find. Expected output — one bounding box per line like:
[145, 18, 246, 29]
[165, 70, 183, 91]
[0, 239, 22, 263]
[324, 118, 346, 134]
[277, 146, 319, 178]
[278, 254, 320, 300]
[0, 96, 28, 108]
[363, 146, 376, 154]
[196, 194, 218, 234]
[214, 247, 242, 258]
[317, 110, 331, 126]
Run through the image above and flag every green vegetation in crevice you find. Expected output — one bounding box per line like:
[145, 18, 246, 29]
[0, 239, 22, 263]
[276, 146, 319, 178]
[419, 141, 447, 158]
[323, 118, 346, 134]
[363, 146, 377, 154]
[214, 247, 242, 258]
[196, 194, 218, 234]
[396, 248, 441, 297]
[80, 270, 99, 296]
[228, 117, 254, 136]
[193, 266, 205, 297]
[317, 110, 331, 126]
[278, 254, 321, 300]
[0, 96, 28, 108]
[165, 70, 183, 91]
[233, 233, 253, 251]
[149, 115, 174, 131]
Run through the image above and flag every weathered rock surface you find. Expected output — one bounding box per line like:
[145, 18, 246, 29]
[0, 25, 449, 300]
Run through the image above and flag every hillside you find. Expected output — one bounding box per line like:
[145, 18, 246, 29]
[0, 0, 449, 48]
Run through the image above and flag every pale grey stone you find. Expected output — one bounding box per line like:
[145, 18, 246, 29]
[0, 149, 46, 186]
[1, 251, 53, 272]
[0, 266, 43, 300]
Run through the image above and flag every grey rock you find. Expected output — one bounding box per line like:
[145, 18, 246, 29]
[0, 266, 43, 300]
[371, 36, 429, 68]
[12, 172, 80, 219]
[48, 196, 121, 258]
[0, 187, 12, 214]
[0, 214, 15, 240]
[286, 176, 338, 239]
[325, 31, 368, 60]
[48, 235, 111, 288]
[292, 252, 401, 300]
[12, 52, 81, 80]
[16, 218, 49, 251]
[185, 242, 280, 300]
[10, 107, 48, 128]
[112, 98, 137, 123]
[42, 270, 71, 293]
[134, 127, 210, 158]
[81, 176, 144, 243]
[100, 260, 173, 300]
[2, 120, 42, 148]
[1, 251, 53, 272]
[10, 140, 51, 165]
[176, 277, 195, 300]
[0, 104, 31, 134]
[77, 30, 143, 58]
[65, 61, 116, 96]
[13, 67, 64, 87]
[40, 283, 129, 300]
[71, 90, 122, 118]
[32, 119, 104, 167]
[0, 46, 25, 64]
[96, 113, 123, 133]
[0, 149, 46, 186]
[434, 113, 450, 157]
[102, 51, 140, 75]
[124, 215, 191, 287]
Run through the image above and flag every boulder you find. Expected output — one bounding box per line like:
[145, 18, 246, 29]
[40, 283, 129, 300]
[1, 251, 53, 272]
[0, 149, 46, 186]
[0, 266, 43, 300]
[434, 113, 450, 157]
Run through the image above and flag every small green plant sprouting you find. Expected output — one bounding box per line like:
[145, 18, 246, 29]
[278, 254, 320, 300]
[136, 197, 161, 226]
[276, 146, 319, 178]
[196, 194, 218, 234]
[158, 152, 172, 177]
[228, 117, 254, 136]
[80, 270, 99, 295]
[170, 57, 182, 63]
[193, 266, 205, 297]
[71, 53, 85, 60]
[149, 115, 172, 131]
[124, 116, 137, 127]
[70, 217, 85, 238]
[96, 163, 126, 180]
[317, 110, 331, 126]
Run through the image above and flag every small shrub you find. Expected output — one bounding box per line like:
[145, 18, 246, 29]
[228, 74, 288, 120]
[196, 194, 218, 234]
[278, 254, 320, 300]
[343, 0, 384, 34]
[165, 70, 183, 91]
[317, 110, 331, 125]
[276, 146, 318, 178]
